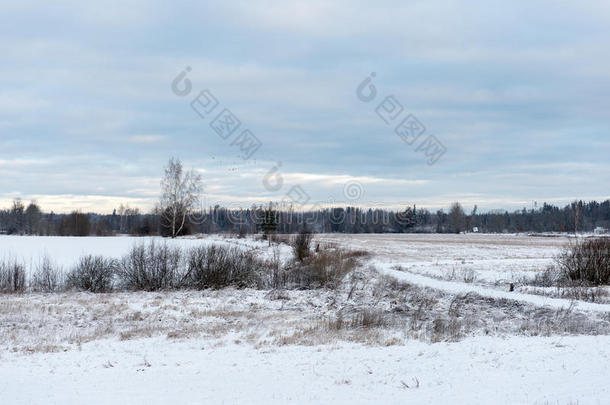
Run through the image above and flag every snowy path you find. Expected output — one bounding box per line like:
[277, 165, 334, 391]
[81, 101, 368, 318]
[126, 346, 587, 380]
[376, 261, 610, 313]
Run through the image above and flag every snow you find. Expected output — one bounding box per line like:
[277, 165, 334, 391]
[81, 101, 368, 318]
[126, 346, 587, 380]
[316, 233, 567, 284]
[1, 233, 610, 404]
[377, 262, 610, 313]
[318, 233, 610, 309]
[0, 234, 293, 272]
[2, 335, 609, 404]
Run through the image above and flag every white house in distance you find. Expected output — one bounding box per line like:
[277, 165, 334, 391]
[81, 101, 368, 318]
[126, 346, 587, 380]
[594, 226, 608, 235]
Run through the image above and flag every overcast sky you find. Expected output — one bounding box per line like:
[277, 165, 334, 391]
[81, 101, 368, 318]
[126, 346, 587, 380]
[1, 1, 609, 213]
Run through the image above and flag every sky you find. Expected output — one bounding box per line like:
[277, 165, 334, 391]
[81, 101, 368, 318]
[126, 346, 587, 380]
[0, 0, 609, 214]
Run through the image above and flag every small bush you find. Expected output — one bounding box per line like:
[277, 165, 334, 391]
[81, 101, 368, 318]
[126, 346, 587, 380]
[184, 245, 264, 289]
[116, 242, 182, 291]
[291, 230, 312, 262]
[0, 260, 26, 293]
[30, 255, 63, 292]
[556, 238, 610, 285]
[460, 268, 477, 283]
[66, 255, 115, 292]
[267, 247, 284, 289]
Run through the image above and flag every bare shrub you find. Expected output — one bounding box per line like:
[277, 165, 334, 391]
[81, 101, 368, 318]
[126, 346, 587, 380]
[0, 260, 26, 293]
[291, 229, 312, 262]
[66, 255, 115, 292]
[460, 268, 477, 283]
[556, 238, 610, 285]
[183, 245, 264, 289]
[30, 255, 63, 292]
[116, 242, 183, 291]
[268, 247, 284, 289]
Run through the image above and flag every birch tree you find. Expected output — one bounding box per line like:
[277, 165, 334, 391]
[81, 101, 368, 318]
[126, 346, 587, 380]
[159, 158, 202, 238]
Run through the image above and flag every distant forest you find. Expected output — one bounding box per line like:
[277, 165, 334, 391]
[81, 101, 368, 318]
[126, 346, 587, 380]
[1, 199, 609, 236]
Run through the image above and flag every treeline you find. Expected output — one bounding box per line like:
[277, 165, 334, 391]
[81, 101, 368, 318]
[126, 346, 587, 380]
[0, 201, 158, 236]
[1, 199, 609, 236]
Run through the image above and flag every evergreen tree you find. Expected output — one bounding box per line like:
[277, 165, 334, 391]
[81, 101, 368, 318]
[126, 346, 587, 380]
[259, 204, 278, 246]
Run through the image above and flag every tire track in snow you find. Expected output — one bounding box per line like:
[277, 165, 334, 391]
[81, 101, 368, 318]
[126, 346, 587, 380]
[374, 261, 610, 313]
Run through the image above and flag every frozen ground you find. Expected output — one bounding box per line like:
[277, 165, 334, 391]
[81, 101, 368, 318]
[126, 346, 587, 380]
[1, 233, 609, 404]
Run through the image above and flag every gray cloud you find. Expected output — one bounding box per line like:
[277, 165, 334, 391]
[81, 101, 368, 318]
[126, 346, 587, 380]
[0, 1, 608, 213]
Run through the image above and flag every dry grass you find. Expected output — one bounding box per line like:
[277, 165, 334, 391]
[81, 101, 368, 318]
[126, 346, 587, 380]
[278, 247, 370, 289]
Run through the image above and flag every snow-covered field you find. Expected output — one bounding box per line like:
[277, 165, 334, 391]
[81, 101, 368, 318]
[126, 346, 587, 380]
[1, 233, 609, 404]
[0, 234, 293, 271]
[5, 333, 610, 404]
[317, 233, 567, 284]
[320, 233, 610, 307]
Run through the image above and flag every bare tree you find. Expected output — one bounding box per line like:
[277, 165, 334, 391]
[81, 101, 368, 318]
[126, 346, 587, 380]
[117, 204, 141, 234]
[8, 199, 25, 235]
[159, 157, 202, 238]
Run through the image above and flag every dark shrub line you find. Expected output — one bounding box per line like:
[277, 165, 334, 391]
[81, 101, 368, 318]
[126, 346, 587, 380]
[0, 241, 368, 293]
